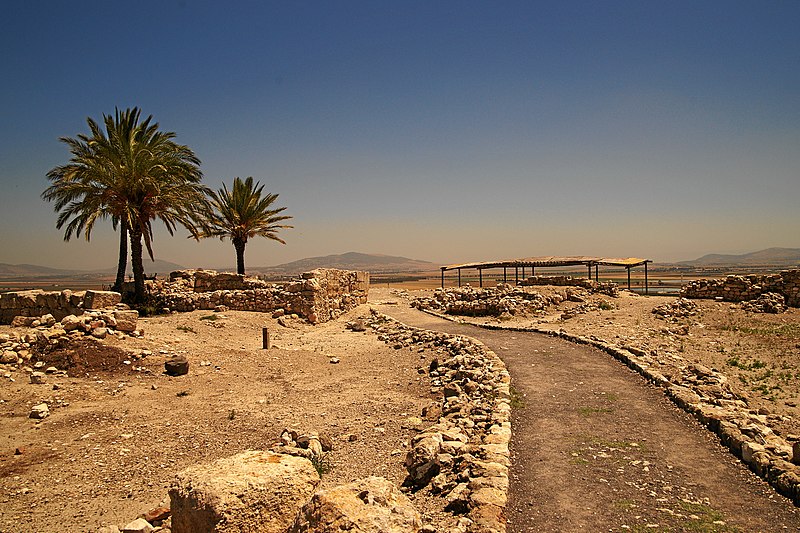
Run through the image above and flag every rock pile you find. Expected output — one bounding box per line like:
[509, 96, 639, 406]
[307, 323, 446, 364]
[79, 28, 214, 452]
[741, 292, 786, 314]
[412, 284, 554, 317]
[149, 269, 368, 324]
[1, 308, 141, 366]
[680, 269, 800, 307]
[369, 310, 511, 533]
[651, 298, 699, 320]
[271, 428, 333, 461]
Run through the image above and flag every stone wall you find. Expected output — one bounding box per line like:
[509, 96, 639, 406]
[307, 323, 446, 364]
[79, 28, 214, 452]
[152, 269, 369, 324]
[0, 290, 121, 324]
[521, 275, 619, 295]
[680, 270, 800, 307]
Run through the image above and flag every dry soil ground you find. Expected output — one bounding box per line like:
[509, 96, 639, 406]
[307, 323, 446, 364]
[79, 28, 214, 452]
[1, 286, 799, 532]
[0, 308, 445, 532]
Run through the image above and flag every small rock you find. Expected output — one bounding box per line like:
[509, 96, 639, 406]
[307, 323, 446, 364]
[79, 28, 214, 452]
[30, 403, 50, 419]
[329, 357, 340, 364]
[29, 371, 46, 384]
[165, 356, 189, 376]
[141, 506, 171, 523]
[121, 517, 154, 533]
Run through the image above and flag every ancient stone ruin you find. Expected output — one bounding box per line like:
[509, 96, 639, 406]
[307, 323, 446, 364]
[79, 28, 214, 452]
[680, 269, 800, 308]
[150, 268, 369, 324]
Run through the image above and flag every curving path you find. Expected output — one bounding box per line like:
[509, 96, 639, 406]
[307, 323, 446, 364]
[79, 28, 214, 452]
[373, 303, 800, 531]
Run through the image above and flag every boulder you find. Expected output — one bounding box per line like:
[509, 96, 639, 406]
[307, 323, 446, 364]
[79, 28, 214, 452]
[290, 476, 421, 533]
[84, 290, 122, 309]
[170, 450, 320, 533]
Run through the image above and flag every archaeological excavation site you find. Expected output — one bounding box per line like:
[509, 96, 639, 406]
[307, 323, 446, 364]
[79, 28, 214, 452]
[1, 265, 800, 532]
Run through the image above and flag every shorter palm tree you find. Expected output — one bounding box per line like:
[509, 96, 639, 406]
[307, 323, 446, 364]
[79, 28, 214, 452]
[199, 177, 292, 275]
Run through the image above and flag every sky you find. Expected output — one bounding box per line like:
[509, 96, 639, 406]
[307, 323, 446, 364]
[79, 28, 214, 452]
[1, 0, 798, 270]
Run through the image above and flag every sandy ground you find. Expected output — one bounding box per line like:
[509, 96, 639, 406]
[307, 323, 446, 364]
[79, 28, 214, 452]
[1, 285, 798, 532]
[0, 308, 446, 532]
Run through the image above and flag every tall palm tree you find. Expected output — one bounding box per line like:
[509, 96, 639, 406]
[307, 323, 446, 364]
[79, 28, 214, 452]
[43, 108, 209, 302]
[199, 177, 292, 275]
[43, 112, 134, 291]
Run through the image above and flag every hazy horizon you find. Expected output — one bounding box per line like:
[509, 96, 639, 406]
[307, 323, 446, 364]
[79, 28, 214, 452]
[2, 1, 798, 270]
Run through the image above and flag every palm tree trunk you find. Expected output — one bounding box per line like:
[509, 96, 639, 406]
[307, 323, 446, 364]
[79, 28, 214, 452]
[233, 237, 246, 275]
[130, 226, 146, 304]
[112, 220, 128, 293]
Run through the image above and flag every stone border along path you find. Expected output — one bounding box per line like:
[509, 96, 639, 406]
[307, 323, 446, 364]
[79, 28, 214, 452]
[368, 310, 512, 533]
[372, 302, 800, 531]
[416, 307, 800, 508]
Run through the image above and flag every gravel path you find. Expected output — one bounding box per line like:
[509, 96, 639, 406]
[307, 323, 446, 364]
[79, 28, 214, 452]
[374, 302, 800, 532]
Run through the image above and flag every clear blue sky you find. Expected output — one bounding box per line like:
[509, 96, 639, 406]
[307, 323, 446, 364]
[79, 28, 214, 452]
[1, 1, 798, 270]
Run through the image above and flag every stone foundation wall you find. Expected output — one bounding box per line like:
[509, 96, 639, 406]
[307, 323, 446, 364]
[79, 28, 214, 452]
[680, 270, 800, 307]
[521, 275, 618, 295]
[521, 275, 597, 289]
[0, 290, 122, 324]
[152, 268, 369, 324]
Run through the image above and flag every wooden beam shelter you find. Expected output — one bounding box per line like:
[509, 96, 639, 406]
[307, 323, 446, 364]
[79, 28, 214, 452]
[441, 256, 653, 293]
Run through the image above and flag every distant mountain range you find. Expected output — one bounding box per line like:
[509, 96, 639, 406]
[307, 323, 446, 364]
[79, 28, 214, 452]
[0, 252, 434, 278]
[258, 252, 435, 274]
[678, 247, 800, 267]
[0, 263, 79, 277]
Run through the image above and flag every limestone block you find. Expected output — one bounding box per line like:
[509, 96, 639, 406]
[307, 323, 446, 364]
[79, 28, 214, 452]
[84, 290, 122, 309]
[113, 310, 139, 332]
[11, 316, 35, 327]
[170, 450, 320, 533]
[290, 476, 421, 533]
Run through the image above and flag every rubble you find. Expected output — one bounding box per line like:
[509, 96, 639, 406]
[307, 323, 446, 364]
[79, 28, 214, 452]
[680, 269, 800, 307]
[651, 298, 699, 319]
[368, 310, 511, 532]
[741, 292, 786, 314]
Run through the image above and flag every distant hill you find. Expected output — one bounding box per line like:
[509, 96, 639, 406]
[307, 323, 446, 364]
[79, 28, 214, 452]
[259, 252, 434, 274]
[679, 247, 800, 267]
[0, 258, 187, 278]
[121, 259, 186, 276]
[0, 263, 82, 277]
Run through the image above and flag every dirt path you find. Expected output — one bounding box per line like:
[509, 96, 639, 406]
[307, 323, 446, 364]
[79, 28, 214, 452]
[373, 302, 800, 531]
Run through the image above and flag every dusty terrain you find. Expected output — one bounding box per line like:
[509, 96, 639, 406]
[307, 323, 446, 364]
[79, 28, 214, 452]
[0, 308, 445, 532]
[1, 284, 799, 532]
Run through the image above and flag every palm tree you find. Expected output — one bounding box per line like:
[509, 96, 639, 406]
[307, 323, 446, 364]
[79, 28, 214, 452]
[43, 108, 209, 302]
[43, 112, 134, 292]
[199, 177, 292, 275]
